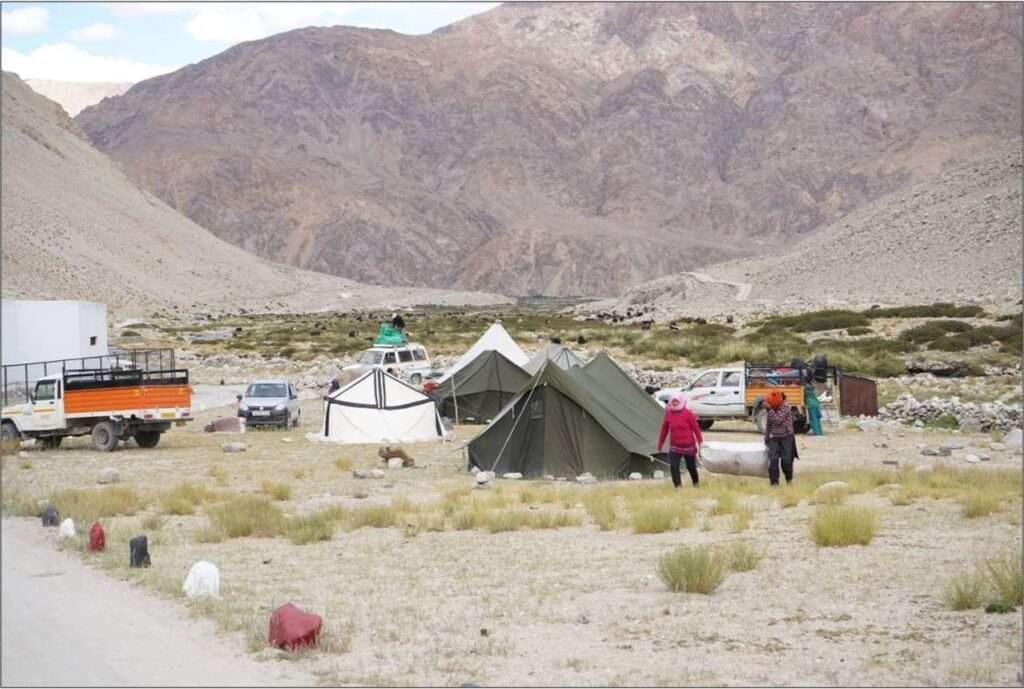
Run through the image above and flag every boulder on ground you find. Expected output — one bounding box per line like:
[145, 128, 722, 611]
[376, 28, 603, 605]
[1003, 428, 1023, 449]
[183, 561, 220, 599]
[369, 469, 386, 479]
[222, 442, 247, 453]
[475, 472, 491, 485]
[268, 603, 321, 650]
[502, 472, 523, 480]
[352, 469, 370, 479]
[576, 473, 597, 485]
[58, 518, 76, 539]
[812, 481, 849, 504]
[965, 454, 981, 464]
[97, 467, 120, 485]
[628, 472, 643, 481]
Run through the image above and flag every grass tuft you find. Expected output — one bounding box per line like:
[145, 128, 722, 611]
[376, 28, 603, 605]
[724, 541, 762, 572]
[943, 569, 986, 610]
[206, 495, 284, 538]
[656, 545, 728, 594]
[960, 492, 1003, 519]
[630, 499, 693, 534]
[984, 553, 1022, 608]
[259, 481, 293, 501]
[583, 491, 618, 531]
[159, 482, 213, 515]
[286, 511, 337, 545]
[51, 486, 140, 524]
[809, 506, 878, 547]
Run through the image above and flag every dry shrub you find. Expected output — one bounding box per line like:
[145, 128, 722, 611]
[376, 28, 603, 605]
[888, 490, 912, 506]
[334, 457, 353, 471]
[960, 492, 1002, 519]
[390, 496, 418, 514]
[657, 545, 728, 594]
[51, 486, 140, 524]
[811, 483, 848, 506]
[731, 506, 753, 533]
[140, 513, 167, 530]
[809, 506, 878, 547]
[403, 512, 446, 537]
[160, 482, 213, 515]
[206, 495, 284, 538]
[724, 541, 761, 572]
[259, 481, 292, 501]
[985, 552, 1022, 608]
[778, 490, 803, 509]
[2, 488, 41, 517]
[943, 568, 986, 610]
[208, 465, 228, 486]
[711, 492, 739, 515]
[345, 505, 399, 530]
[286, 511, 337, 545]
[583, 491, 618, 531]
[630, 500, 693, 534]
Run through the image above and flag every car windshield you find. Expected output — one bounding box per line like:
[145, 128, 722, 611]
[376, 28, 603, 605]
[246, 383, 287, 398]
[359, 350, 383, 365]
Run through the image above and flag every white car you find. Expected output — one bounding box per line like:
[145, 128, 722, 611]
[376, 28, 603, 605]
[655, 368, 745, 430]
[347, 343, 433, 385]
[237, 379, 301, 429]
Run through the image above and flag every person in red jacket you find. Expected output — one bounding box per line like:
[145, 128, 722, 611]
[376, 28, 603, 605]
[656, 393, 703, 488]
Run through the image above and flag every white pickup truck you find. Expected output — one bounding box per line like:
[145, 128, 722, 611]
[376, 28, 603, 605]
[656, 364, 815, 433]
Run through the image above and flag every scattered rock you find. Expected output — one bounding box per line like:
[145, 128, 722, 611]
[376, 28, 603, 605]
[979, 451, 992, 461]
[97, 467, 120, 484]
[475, 472, 492, 486]
[183, 561, 220, 599]
[881, 459, 899, 466]
[543, 474, 555, 481]
[989, 442, 1007, 451]
[369, 469, 386, 479]
[1004, 428, 1023, 448]
[281, 438, 292, 443]
[653, 470, 666, 480]
[941, 439, 969, 451]
[222, 442, 247, 453]
[857, 419, 883, 432]
[352, 469, 370, 479]
[387, 457, 403, 470]
[921, 447, 951, 457]
[555, 477, 568, 482]
[576, 473, 597, 485]
[628, 472, 643, 481]
[58, 518, 76, 539]
[965, 454, 981, 464]
[502, 472, 523, 480]
[470, 466, 480, 475]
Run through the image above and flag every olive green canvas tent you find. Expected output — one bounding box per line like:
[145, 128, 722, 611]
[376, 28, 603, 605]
[467, 355, 666, 479]
[523, 343, 585, 375]
[434, 349, 531, 423]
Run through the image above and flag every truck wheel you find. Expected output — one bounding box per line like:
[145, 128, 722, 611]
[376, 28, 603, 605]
[409, 373, 422, 385]
[91, 421, 119, 452]
[1, 422, 20, 452]
[754, 408, 768, 435]
[134, 430, 161, 448]
[698, 420, 714, 431]
[40, 436, 63, 450]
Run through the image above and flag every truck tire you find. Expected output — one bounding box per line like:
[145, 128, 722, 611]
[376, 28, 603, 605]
[409, 373, 422, 385]
[40, 436, 63, 450]
[1, 422, 20, 451]
[754, 407, 768, 435]
[134, 430, 161, 448]
[91, 421, 119, 452]
[698, 419, 714, 431]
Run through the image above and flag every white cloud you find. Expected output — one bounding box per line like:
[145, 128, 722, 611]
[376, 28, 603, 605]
[1, 43, 175, 83]
[102, 3, 197, 17]
[68, 22, 119, 42]
[1, 6, 49, 36]
[185, 4, 354, 43]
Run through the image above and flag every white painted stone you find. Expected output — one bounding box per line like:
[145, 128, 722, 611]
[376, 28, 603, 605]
[58, 518, 76, 539]
[97, 467, 120, 484]
[502, 472, 523, 480]
[628, 472, 643, 481]
[387, 457, 403, 470]
[183, 561, 220, 599]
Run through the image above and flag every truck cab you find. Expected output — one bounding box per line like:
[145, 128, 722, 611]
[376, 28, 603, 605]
[3, 376, 65, 435]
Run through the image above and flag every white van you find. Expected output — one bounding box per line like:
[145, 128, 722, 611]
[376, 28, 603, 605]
[349, 343, 433, 384]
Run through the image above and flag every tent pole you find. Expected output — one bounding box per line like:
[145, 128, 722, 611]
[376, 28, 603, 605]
[451, 377, 459, 425]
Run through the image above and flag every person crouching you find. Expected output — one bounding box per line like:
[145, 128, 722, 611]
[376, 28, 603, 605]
[656, 393, 703, 488]
[764, 390, 797, 486]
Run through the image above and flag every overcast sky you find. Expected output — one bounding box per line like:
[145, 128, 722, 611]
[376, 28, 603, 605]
[1, 2, 498, 82]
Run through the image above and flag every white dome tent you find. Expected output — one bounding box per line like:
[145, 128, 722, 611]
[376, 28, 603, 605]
[319, 368, 446, 444]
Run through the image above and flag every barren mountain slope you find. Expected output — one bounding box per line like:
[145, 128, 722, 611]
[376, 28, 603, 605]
[25, 79, 133, 116]
[1, 72, 505, 318]
[76, 3, 1022, 297]
[590, 144, 1024, 320]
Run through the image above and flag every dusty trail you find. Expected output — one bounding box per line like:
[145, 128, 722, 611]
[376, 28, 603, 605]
[682, 271, 752, 301]
[1, 518, 309, 687]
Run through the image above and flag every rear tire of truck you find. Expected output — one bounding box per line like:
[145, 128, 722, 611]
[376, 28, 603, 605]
[91, 421, 119, 452]
[40, 436, 63, 450]
[1, 422, 20, 452]
[409, 374, 422, 385]
[134, 430, 161, 448]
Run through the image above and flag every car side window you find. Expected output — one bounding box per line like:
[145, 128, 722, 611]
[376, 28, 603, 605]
[34, 380, 56, 401]
[398, 350, 413, 363]
[383, 352, 397, 364]
[692, 372, 720, 389]
[412, 348, 427, 361]
[721, 372, 741, 387]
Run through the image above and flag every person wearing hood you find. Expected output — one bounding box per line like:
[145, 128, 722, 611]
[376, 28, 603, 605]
[764, 390, 797, 485]
[656, 393, 703, 488]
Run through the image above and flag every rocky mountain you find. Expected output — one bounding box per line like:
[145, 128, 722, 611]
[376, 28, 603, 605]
[1, 72, 505, 318]
[76, 3, 1022, 297]
[25, 79, 132, 116]
[587, 144, 1024, 320]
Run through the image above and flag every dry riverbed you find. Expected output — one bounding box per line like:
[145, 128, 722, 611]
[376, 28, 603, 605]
[2, 399, 1021, 687]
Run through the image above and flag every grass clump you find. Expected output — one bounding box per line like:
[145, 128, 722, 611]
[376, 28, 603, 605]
[960, 491, 1003, 518]
[866, 303, 985, 319]
[943, 569, 987, 610]
[724, 541, 762, 572]
[898, 320, 972, 344]
[259, 481, 292, 501]
[925, 413, 959, 430]
[208, 465, 228, 486]
[583, 491, 618, 531]
[159, 482, 213, 515]
[731, 506, 753, 532]
[345, 505, 399, 530]
[630, 500, 693, 534]
[984, 553, 1022, 608]
[140, 514, 167, 530]
[51, 486, 140, 524]
[711, 492, 739, 516]
[656, 545, 728, 594]
[206, 495, 284, 538]
[285, 511, 337, 545]
[809, 506, 878, 547]
[334, 457, 352, 471]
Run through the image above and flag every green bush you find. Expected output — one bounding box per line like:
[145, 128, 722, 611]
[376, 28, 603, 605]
[206, 496, 285, 538]
[985, 553, 1023, 608]
[866, 303, 986, 319]
[286, 511, 337, 545]
[809, 506, 878, 546]
[724, 541, 762, 572]
[943, 569, 986, 610]
[899, 321, 972, 344]
[845, 326, 872, 336]
[656, 545, 728, 594]
[768, 310, 871, 333]
[925, 413, 959, 430]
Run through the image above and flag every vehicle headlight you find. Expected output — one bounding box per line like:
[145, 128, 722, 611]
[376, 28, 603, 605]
[239, 403, 249, 412]
[274, 402, 287, 411]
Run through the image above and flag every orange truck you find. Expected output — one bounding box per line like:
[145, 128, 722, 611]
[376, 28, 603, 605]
[1, 367, 192, 451]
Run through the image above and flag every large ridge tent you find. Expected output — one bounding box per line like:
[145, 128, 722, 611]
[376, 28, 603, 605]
[320, 368, 445, 444]
[523, 343, 585, 375]
[433, 322, 531, 423]
[467, 354, 666, 479]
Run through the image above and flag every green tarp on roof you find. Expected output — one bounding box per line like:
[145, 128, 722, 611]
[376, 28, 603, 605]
[468, 353, 666, 479]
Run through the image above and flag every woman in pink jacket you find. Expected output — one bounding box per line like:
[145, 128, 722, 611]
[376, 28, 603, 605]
[656, 393, 704, 488]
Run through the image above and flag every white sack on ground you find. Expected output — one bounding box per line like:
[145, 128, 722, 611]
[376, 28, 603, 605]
[700, 441, 769, 478]
[183, 561, 220, 599]
[58, 518, 76, 539]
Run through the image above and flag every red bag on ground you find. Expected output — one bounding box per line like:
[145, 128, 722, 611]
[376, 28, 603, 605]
[268, 603, 321, 650]
[88, 522, 105, 552]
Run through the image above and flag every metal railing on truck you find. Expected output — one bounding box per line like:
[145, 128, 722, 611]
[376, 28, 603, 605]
[1, 348, 176, 407]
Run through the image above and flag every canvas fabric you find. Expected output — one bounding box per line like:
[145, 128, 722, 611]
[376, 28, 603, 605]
[435, 349, 531, 423]
[322, 368, 443, 444]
